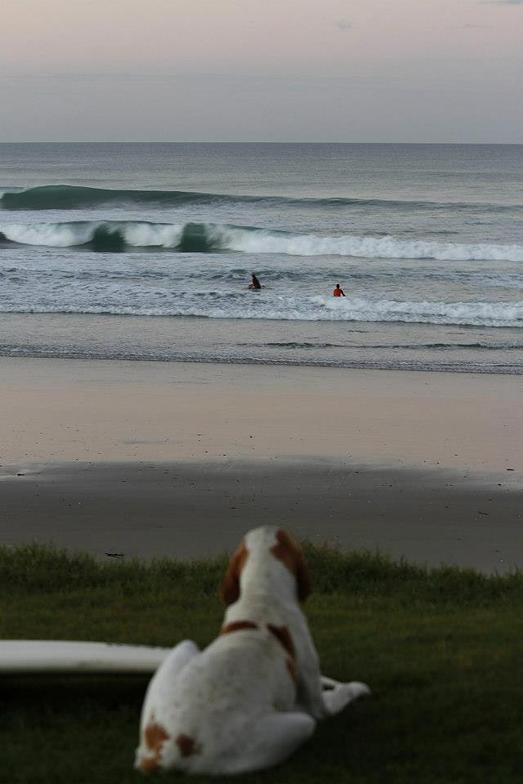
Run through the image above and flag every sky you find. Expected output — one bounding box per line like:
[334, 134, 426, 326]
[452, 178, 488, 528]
[1, 0, 522, 142]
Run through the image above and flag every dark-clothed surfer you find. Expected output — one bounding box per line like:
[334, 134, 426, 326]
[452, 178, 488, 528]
[248, 273, 262, 290]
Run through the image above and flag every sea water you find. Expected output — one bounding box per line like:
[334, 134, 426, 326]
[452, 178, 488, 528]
[0, 143, 522, 373]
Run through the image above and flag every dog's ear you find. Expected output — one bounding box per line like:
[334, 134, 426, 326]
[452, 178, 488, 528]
[272, 529, 312, 603]
[295, 546, 312, 602]
[219, 541, 249, 605]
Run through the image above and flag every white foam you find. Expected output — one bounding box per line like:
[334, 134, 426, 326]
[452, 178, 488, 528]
[222, 227, 523, 262]
[1, 291, 520, 328]
[121, 223, 183, 247]
[0, 222, 94, 247]
[0, 221, 185, 248]
[309, 296, 523, 327]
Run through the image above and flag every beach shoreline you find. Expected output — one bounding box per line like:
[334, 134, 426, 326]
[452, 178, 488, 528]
[0, 312, 521, 376]
[1, 357, 521, 573]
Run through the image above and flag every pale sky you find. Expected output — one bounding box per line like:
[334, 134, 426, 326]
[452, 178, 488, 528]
[1, 0, 522, 142]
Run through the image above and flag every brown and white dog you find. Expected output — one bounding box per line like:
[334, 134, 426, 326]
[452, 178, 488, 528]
[135, 526, 369, 775]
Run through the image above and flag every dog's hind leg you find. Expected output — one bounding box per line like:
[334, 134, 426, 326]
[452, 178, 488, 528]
[221, 712, 316, 775]
[136, 641, 201, 771]
[139, 640, 200, 728]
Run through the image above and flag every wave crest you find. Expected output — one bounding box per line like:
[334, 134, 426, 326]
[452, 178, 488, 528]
[0, 185, 224, 210]
[1, 184, 521, 213]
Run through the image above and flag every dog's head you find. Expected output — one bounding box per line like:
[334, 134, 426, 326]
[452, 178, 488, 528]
[219, 526, 311, 606]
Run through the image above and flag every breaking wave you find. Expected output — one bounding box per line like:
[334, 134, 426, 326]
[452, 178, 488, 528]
[1, 219, 523, 261]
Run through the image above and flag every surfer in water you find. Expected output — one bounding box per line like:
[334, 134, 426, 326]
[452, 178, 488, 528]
[333, 283, 346, 297]
[248, 273, 262, 290]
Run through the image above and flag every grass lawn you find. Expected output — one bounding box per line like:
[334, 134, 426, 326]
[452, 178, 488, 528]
[1, 544, 522, 783]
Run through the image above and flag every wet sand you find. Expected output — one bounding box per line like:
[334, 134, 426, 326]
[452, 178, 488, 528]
[2, 460, 522, 573]
[1, 358, 521, 572]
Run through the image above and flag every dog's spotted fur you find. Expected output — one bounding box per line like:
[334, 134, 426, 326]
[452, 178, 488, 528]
[135, 526, 369, 775]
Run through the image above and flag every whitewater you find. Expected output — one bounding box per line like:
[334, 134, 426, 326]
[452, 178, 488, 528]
[0, 143, 522, 373]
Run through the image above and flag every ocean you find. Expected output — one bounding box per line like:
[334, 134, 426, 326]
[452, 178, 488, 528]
[0, 143, 522, 374]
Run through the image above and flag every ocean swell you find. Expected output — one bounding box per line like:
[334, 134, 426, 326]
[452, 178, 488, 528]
[1, 184, 521, 213]
[0, 185, 227, 210]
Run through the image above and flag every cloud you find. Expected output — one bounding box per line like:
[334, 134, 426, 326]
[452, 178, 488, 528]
[336, 19, 352, 31]
[483, 0, 523, 4]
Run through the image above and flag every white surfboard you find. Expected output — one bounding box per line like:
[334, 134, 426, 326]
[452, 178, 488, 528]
[0, 640, 171, 675]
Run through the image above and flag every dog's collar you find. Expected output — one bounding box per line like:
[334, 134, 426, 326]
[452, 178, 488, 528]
[220, 620, 259, 635]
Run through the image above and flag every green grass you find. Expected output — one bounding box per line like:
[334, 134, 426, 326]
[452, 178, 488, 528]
[1, 544, 522, 783]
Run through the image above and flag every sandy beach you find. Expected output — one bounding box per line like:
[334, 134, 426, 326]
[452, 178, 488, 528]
[1, 357, 522, 572]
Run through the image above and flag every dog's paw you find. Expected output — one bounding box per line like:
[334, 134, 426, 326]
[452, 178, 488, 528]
[346, 681, 371, 700]
[322, 681, 371, 715]
[321, 675, 341, 690]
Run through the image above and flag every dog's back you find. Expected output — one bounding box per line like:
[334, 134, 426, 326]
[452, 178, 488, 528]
[135, 625, 297, 774]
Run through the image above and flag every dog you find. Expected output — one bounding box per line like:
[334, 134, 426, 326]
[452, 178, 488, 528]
[135, 526, 370, 775]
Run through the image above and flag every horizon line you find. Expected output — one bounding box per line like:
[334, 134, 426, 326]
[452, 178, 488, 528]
[1, 140, 522, 146]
